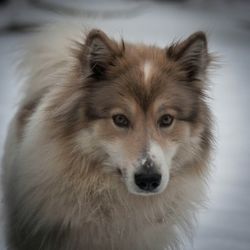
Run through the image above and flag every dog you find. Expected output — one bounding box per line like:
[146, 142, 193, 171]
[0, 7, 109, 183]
[2, 24, 214, 250]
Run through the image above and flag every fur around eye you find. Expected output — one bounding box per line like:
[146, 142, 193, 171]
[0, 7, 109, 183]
[158, 114, 174, 127]
[112, 114, 130, 128]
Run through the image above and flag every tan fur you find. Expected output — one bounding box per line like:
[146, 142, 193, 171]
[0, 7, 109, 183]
[2, 23, 214, 250]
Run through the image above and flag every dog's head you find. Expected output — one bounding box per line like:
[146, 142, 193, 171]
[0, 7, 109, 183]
[56, 30, 212, 196]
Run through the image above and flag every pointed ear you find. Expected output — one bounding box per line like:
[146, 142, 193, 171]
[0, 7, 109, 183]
[85, 29, 123, 79]
[167, 31, 209, 80]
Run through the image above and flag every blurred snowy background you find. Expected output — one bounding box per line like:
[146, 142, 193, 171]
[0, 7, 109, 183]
[0, 0, 250, 249]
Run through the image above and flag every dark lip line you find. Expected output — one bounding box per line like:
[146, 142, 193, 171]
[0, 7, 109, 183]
[117, 168, 123, 176]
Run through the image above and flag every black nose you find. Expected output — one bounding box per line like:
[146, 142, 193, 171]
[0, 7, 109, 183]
[134, 173, 161, 191]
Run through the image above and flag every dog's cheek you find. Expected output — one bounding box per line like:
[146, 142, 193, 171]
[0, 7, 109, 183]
[170, 122, 205, 173]
[100, 140, 126, 168]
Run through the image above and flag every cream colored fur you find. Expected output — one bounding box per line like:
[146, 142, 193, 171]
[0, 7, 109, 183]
[2, 23, 211, 250]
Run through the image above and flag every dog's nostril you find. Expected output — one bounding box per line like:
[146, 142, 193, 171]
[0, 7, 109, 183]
[134, 173, 161, 192]
[139, 181, 147, 189]
[151, 182, 159, 189]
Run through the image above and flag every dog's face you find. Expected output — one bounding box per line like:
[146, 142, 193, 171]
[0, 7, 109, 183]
[73, 30, 211, 196]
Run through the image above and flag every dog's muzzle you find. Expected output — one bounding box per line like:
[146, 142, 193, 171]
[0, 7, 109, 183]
[134, 158, 161, 192]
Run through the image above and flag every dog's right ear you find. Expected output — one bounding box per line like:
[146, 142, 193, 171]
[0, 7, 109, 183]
[85, 29, 123, 80]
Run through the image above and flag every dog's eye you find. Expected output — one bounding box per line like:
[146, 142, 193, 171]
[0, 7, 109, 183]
[158, 114, 174, 128]
[112, 114, 130, 128]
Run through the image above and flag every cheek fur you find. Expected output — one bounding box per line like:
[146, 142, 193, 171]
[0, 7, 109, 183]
[169, 122, 205, 173]
[101, 141, 127, 168]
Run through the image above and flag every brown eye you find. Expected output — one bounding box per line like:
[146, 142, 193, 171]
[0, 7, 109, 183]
[158, 114, 174, 128]
[112, 114, 130, 128]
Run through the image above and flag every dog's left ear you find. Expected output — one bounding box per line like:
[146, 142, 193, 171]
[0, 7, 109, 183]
[167, 31, 209, 80]
[85, 29, 123, 79]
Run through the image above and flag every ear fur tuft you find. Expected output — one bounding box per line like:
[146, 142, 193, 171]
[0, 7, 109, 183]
[167, 31, 209, 80]
[85, 29, 123, 79]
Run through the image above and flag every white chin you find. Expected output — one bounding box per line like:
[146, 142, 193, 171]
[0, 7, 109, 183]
[126, 185, 166, 196]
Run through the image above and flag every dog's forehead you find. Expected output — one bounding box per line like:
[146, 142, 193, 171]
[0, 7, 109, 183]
[113, 47, 198, 120]
[87, 45, 196, 120]
[116, 48, 182, 112]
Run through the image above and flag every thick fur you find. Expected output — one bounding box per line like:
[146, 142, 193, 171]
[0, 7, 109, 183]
[2, 24, 214, 250]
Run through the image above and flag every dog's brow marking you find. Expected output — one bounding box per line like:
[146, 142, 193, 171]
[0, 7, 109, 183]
[142, 61, 153, 83]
